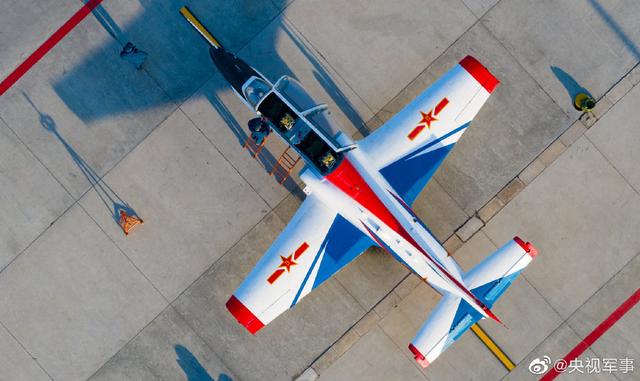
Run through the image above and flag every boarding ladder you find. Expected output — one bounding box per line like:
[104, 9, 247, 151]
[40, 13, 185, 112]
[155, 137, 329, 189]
[243, 135, 268, 158]
[270, 147, 300, 184]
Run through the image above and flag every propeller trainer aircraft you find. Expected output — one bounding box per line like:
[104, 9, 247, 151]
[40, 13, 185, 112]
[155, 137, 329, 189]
[181, 8, 538, 368]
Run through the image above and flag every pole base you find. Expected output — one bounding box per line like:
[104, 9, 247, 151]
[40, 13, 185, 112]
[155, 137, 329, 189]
[574, 93, 596, 112]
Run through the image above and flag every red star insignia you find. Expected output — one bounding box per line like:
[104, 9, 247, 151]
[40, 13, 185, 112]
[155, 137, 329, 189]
[418, 110, 437, 129]
[278, 254, 297, 272]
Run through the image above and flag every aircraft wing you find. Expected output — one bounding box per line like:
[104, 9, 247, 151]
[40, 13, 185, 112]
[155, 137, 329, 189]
[226, 193, 375, 334]
[359, 56, 498, 204]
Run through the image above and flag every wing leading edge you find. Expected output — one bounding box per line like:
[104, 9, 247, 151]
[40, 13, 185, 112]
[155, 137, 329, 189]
[227, 194, 375, 334]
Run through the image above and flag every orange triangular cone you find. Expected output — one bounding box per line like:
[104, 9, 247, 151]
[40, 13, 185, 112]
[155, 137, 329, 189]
[119, 210, 143, 235]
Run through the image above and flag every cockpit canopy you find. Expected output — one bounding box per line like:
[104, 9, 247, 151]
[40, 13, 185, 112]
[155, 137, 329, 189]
[242, 77, 271, 108]
[254, 76, 354, 175]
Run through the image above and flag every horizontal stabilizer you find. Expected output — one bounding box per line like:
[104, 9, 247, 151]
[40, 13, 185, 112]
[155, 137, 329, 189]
[464, 237, 537, 308]
[409, 237, 537, 367]
[409, 294, 483, 367]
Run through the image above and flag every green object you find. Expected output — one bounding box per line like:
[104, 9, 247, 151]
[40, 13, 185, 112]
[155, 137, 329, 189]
[574, 93, 596, 112]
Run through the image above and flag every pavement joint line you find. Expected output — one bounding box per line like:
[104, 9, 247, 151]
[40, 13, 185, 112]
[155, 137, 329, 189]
[496, 322, 569, 381]
[540, 286, 640, 381]
[458, 0, 481, 21]
[433, 176, 472, 224]
[333, 272, 374, 314]
[363, 15, 488, 128]
[168, 303, 238, 379]
[376, 317, 432, 380]
[3, 1, 638, 378]
[475, 232, 571, 342]
[110, 5, 640, 377]
[305, 271, 412, 376]
[503, 252, 640, 379]
[477, 21, 574, 125]
[515, 251, 636, 372]
[283, 15, 379, 122]
[77, 202, 171, 304]
[83, 303, 175, 381]
[450, 48, 640, 248]
[0, 319, 55, 381]
[177, 106, 273, 209]
[0, 100, 180, 280]
[585, 134, 640, 197]
[0, 114, 75, 198]
[0, 0, 105, 96]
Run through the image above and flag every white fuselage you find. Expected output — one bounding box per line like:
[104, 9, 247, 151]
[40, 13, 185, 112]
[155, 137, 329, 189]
[300, 146, 475, 303]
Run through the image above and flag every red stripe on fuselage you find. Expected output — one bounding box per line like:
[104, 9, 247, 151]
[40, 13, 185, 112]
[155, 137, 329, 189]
[326, 158, 410, 243]
[326, 158, 497, 319]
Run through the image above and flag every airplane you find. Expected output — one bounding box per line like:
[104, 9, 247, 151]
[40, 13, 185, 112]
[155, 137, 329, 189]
[180, 7, 538, 368]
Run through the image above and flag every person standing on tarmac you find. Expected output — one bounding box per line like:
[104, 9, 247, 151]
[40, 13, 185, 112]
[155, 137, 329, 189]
[248, 117, 271, 145]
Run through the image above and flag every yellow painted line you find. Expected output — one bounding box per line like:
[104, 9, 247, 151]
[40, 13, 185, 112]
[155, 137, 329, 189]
[470, 323, 515, 371]
[179, 6, 222, 48]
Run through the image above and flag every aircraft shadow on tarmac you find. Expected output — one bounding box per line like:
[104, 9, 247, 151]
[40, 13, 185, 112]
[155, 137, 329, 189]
[23, 92, 141, 225]
[175, 344, 233, 381]
[51, 1, 368, 197]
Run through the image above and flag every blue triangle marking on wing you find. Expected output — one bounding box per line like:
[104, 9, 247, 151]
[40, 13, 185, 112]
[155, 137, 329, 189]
[290, 215, 374, 307]
[380, 122, 470, 204]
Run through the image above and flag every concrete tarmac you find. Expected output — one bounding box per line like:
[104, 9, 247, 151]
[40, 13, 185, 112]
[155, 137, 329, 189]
[0, 1, 638, 380]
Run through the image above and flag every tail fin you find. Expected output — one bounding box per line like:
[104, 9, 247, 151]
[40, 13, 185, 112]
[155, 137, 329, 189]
[408, 237, 537, 367]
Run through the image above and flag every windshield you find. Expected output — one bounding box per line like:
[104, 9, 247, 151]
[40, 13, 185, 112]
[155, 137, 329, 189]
[242, 77, 271, 108]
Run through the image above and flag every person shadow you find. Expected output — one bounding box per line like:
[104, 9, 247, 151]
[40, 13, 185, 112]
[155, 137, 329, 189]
[550, 66, 593, 110]
[175, 345, 233, 381]
[23, 92, 141, 226]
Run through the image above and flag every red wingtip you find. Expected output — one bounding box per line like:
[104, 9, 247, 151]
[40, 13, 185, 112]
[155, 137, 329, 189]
[226, 295, 265, 334]
[513, 236, 538, 258]
[459, 55, 500, 94]
[408, 344, 430, 368]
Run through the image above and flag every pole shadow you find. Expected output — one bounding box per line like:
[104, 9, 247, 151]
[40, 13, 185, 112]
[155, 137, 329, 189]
[175, 344, 233, 381]
[83, 0, 126, 46]
[587, 0, 640, 60]
[282, 22, 369, 136]
[23, 92, 140, 226]
[550, 66, 593, 107]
